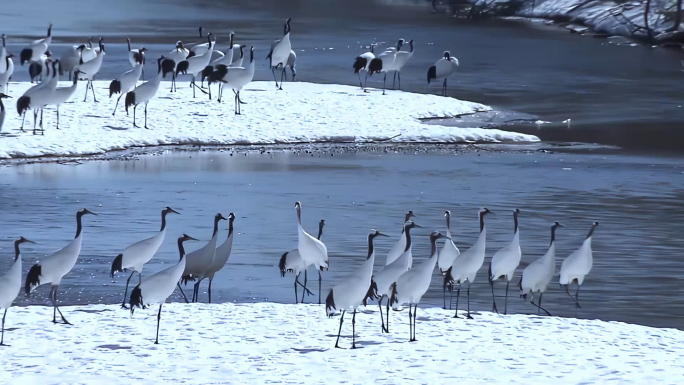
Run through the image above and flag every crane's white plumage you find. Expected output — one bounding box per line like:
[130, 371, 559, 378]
[177, 34, 215, 98]
[204, 213, 236, 302]
[125, 56, 174, 129]
[438, 210, 460, 272]
[270, 18, 292, 89]
[559, 222, 598, 310]
[210, 33, 235, 67]
[20, 24, 52, 65]
[520, 222, 564, 316]
[0, 93, 10, 133]
[427, 50, 459, 96]
[58, 44, 86, 81]
[25, 209, 96, 325]
[212, 46, 255, 114]
[390, 232, 445, 342]
[295, 201, 328, 270]
[181, 213, 227, 302]
[46, 70, 82, 129]
[0, 34, 7, 74]
[390, 39, 414, 90]
[130, 234, 197, 344]
[385, 211, 416, 266]
[445, 208, 493, 318]
[488, 209, 522, 314]
[279, 219, 324, 304]
[0, 53, 14, 94]
[79, 39, 97, 64]
[76, 38, 106, 103]
[111, 207, 179, 307]
[109, 64, 143, 115]
[352, 44, 376, 91]
[16, 60, 59, 134]
[0, 237, 35, 345]
[326, 230, 388, 349]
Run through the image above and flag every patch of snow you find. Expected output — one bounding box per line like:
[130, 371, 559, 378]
[0, 303, 682, 383]
[0, 81, 538, 159]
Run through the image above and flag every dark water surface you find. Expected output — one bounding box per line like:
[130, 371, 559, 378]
[1, 0, 683, 151]
[1, 149, 682, 329]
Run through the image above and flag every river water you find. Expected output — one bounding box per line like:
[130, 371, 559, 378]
[1, 0, 683, 151]
[0, 148, 682, 329]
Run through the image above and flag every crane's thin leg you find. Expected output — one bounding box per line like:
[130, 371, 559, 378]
[91, 80, 98, 103]
[208, 278, 212, 303]
[575, 285, 582, 315]
[564, 284, 583, 310]
[363, 73, 369, 92]
[318, 270, 322, 305]
[192, 77, 196, 98]
[466, 281, 473, 319]
[530, 293, 552, 316]
[279, 67, 285, 90]
[504, 281, 510, 315]
[20, 112, 26, 132]
[144, 103, 149, 129]
[272, 66, 278, 88]
[334, 310, 345, 348]
[408, 304, 413, 342]
[379, 298, 387, 333]
[177, 282, 189, 303]
[386, 296, 391, 332]
[208, 82, 212, 101]
[121, 271, 135, 309]
[449, 281, 455, 310]
[192, 281, 201, 303]
[132, 105, 138, 128]
[453, 283, 461, 318]
[357, 73, 363, 89]
[411, 304, 418, 342]
[33, 110, 37, 135]
[84, 80, 89, 102]
[142, 67, 145, 82]
[301, 270, 308, 304]
[53, 286, 71, 325]
[0, 309, 8, 346]
[490, 276, 499, 314]
[382, 73, 387, 96]
[351, 309, 357, 349]
[234, 92, 238, 115]
[443, 283, 447, 309]
[294, 274, 299, 304]
[217, 84, 222, 103]
[392, 71, 397, 90]
[398, 72, 401, 90]
[112, 94, 122, 116]
[154, 303, 162, 344]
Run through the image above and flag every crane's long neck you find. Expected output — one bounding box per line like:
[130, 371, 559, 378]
[367, 234, 375, 260]
[212, 216, 221, 238]
[160, 210, 169, 231]
[75, 212, 85, 239]
[404, 226, 413, 252]
[228, 217, 235, 238]
[178, 239, 186, 262]
[513, 213, 519, 234]
[430, 238, 438, 262]
[14, 242, 21, 262]
[296, 206, 302, 227]
[479, 212, 486, 233]
[587, 225, 597, 239]
[551, 225, 558, 246]
[316, 224, 323, 240]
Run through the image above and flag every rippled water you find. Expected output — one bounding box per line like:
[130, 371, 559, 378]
[1, 148, 682, 328]
[1, 0, 683, 151]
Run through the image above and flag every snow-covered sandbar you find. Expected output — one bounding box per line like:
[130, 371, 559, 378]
[0, 303, 681, 383]
[0, 81, 539, 159]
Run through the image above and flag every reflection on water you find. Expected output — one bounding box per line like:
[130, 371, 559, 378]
[0, 150, 682, 328]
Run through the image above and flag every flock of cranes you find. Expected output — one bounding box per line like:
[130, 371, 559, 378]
[0, 19, 463, 135]
[0, 202, 598, 348]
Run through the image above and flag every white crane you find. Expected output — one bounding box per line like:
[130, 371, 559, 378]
[269, 18, 292, 90]
[109, 63, 143, 116]
[76, 38, 106, 103]
[188, 27, 223, 60]
[427, 51, 459, 96]
[130, 234, 197, 345]
[79, 38, 98, 63]
[166, 41, 190, 92]
[326, 230, 388, 349]
[444, 208, 493, 319]
[58, 44, 86, 81]
[209, 32, 235, 68]
[181, 213, 227, 303]
[367, 39, 403, 95]
[438, 210, 460, 309]
[204, 213, 236, 303]
[352, 43, 377, 92]
[390, 231, 446, 342]
[210, 46, 255, 115]
[390, 39, 413, 90]
[0, 237, 35, 346]
[110, 207, 180, 309]
[294, 201, 329, 305]
[385, 210, 416, 266]
[0, 93, 10, 133]
[364, 221, 421, 333]
[25, 208, 97, 325]
[45, 69, 83, 130]
[20, 24, 52, 65]
[125, 56, 174, 129]
[559, 222, 598, 311]
[126, 38, 146, 80]
[489, 208, 522, 315]
[28, 51, 52, 83]
[16, 60, 60, 135]
[279, 219, 325, 304]
[0, 52, 14, 94]
[520, 222, 564, 316]
[176, 33, 215, 99]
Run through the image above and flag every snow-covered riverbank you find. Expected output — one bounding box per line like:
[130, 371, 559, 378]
[0, 303, 682, 383]
[0, 81, 539, 160]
